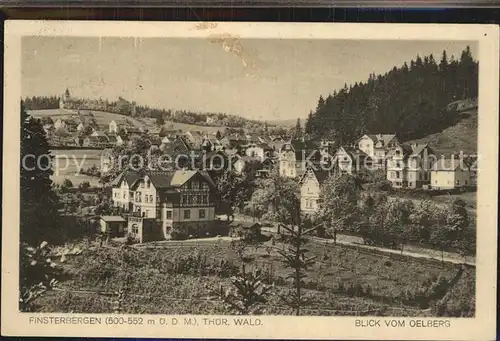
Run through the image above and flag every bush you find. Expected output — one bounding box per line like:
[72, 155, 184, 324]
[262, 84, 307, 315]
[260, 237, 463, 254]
[125, 233, 139, 245]
[170, 228, 188, 241]
[61, 178, 74, 191]
[78, 181, 91, 190]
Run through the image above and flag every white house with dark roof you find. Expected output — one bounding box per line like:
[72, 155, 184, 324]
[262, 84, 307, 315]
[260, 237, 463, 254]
[430, 158, 471, 189]
[111, 170, 218, 240]
[386, 143, 436, 188]
[357, 134, 399, 169]
[299, 168, 330, 214]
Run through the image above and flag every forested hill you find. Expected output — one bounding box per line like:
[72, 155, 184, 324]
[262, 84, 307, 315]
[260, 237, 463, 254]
[305, 46, 478, 145]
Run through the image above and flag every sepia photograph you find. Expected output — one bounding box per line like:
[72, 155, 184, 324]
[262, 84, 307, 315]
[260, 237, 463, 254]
[2, 21, 498, 339]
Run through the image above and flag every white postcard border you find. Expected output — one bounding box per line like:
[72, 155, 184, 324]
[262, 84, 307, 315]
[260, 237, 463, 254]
[2, 21, 499, 339]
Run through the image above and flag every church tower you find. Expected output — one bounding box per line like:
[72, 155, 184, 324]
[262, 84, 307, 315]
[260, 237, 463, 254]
[59, 88, 71, 109]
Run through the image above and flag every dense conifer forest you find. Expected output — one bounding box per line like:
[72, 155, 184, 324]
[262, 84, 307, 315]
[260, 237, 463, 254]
[305, 47, 478, 144]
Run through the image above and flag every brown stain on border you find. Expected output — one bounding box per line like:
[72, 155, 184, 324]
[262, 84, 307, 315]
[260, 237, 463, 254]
[208, 33, 260, 77]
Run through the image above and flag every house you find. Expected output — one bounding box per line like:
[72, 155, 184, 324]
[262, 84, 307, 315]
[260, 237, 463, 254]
[64, 120, 79, 132]
[124, 126, 141, 136]
[357, 134, 399, 169]
[99, 216, 127, 237]
[111, 170, 218, 240]
[430, 158, 471, 189]
[386, 143, 435, 188]
[232, 155, 260, 174]
[245, 143, 272, 161]
[183, 131, 204, 150]
[106, 135, 118, 147]
[201, 136, 223, 152]
[160, 136, 192, 168]
[111, 172, 141, 211]
[109, 120, 119, 133]
[333, 146, 371, 176]
[100, 149, 114, 173]
[278, 140, 322, 178]
[198, 150, 230, 171]
[256, 157, 275, 177]
[219, 136, 231, 149]
[385, 144, 412, 188]
[206, 116, 216, 125]
[299, 168, 330, 214]
[83, 135, 109, 148]
[54, 119, 66, 130]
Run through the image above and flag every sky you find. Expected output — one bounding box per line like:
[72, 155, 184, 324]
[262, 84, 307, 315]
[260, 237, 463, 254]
[22, 37, 477, 121]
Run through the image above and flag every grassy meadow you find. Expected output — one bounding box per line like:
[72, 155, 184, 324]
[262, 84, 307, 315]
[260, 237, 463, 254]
[36, 237, 475, 317]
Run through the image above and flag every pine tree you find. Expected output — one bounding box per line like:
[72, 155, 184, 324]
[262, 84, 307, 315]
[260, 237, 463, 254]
[305, 111, 314, 135]
[20, 102, 61, 245]
[294, 118, 302, 139]
[216, 130, 222, 139]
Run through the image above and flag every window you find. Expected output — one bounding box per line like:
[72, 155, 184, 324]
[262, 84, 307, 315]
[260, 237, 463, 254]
[146, 180, 151, 188]
[456, 180, 460, 185]
[465, 180, 468, 185]
[409, 182, 413, 187]
[149, 195, 153, 203]
[199, 209, 206, 219]
[396, 171, 400, 178]
[166, 210, 172, 219]
[131, 224, 139, 234]
[140, 181, 144, 188]
[391, 172, 395, 179]
[145, 195, 148, 203]
[146, 210, 150, 217]
[184, 210, 191, 219]
[123, 192, 126, 199]
[202, 195, 208, 204]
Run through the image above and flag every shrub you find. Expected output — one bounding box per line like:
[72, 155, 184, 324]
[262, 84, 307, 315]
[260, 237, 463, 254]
[61, 178, 74, 192]
[170, 228, 188, 241]
[78, 181, 91, 190]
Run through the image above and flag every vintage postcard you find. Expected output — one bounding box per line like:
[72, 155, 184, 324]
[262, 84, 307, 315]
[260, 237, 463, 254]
[2, 21, 499, 339]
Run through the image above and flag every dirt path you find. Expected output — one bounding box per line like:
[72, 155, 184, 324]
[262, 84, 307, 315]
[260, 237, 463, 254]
[261, 226, 475, 267]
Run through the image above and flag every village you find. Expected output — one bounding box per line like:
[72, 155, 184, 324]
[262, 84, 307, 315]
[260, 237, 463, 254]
[31, 89, 478, 246]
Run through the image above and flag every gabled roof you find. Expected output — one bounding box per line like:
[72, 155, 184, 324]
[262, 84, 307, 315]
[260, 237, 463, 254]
[127, 170, 216, 190]
[110, 171, 141, 187]
[361, 134, 397, 147]
[336, 146, 369, 160]
[299, 168, 330, 185]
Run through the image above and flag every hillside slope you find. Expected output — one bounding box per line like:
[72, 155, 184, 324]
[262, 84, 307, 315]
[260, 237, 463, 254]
[407, 107, 477, 156]
[29, 109, 229, 133]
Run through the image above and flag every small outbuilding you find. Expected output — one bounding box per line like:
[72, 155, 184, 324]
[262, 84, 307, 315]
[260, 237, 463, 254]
[99, 216, 127, 237]
[228, 221, 262, 241]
